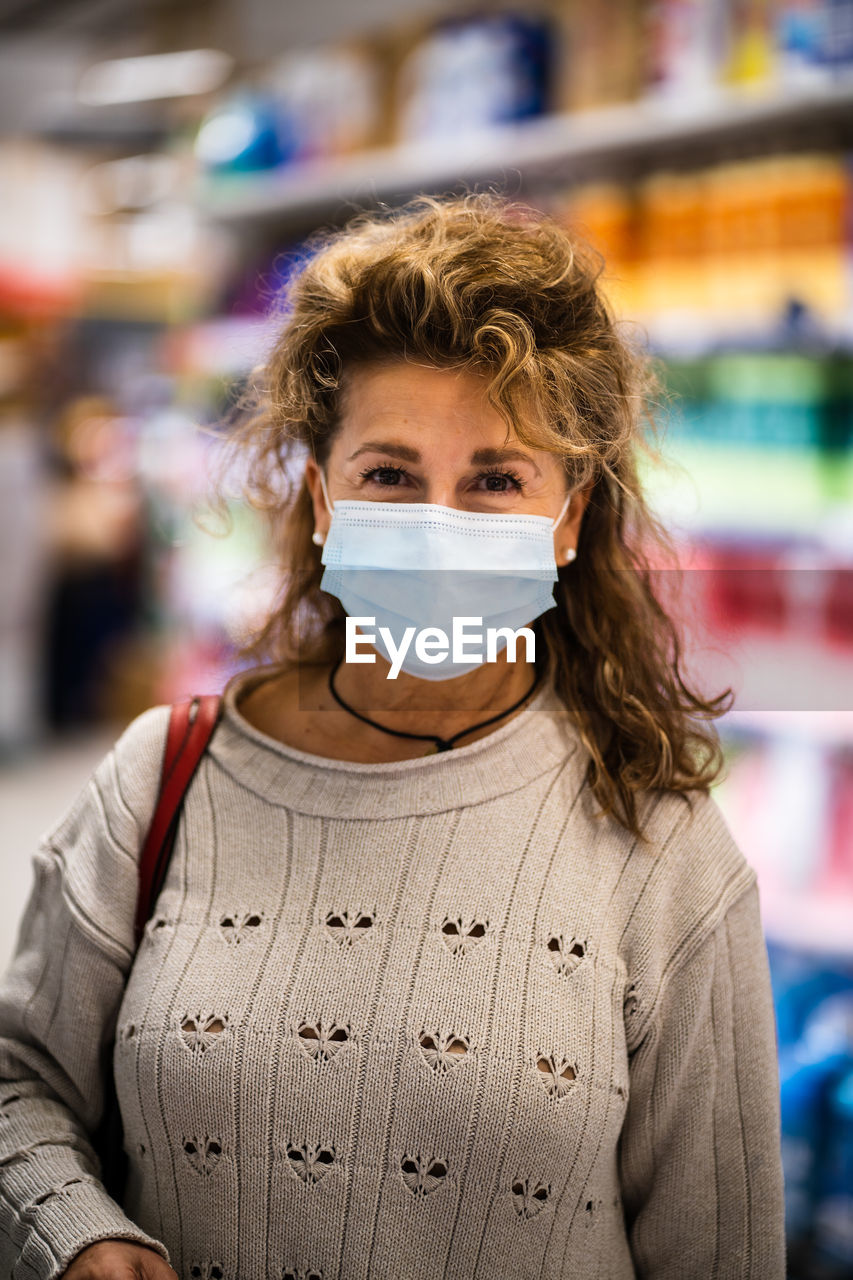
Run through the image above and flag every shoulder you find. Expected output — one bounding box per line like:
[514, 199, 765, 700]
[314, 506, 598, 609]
[110, 702, 174, 835]
[36, 704, 172, 961]
[579, 787, 757, 1050]
[41, 703, 172, 858]
[634, 786, 756, 946]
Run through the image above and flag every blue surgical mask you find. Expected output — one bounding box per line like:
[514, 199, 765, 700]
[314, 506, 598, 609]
[316, 469, 571, 681]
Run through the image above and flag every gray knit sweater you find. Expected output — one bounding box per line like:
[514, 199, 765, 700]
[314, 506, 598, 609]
[0, 667, 786, 1280]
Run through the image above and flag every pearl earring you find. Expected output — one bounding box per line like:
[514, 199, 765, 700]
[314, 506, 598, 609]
[312, 530, 325, 546]
[562, 547, 577, 563]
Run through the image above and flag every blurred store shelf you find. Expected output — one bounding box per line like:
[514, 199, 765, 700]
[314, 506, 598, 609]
[195, 77, 853, 227]
[726, 709, 853, 747]
[645, 441, 853, 540]
[759, 886, 853, 957]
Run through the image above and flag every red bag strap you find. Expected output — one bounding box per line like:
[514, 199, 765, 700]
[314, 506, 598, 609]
[134, 694, 223, 948]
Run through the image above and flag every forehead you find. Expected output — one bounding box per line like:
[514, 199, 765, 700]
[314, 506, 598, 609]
[339, 360, 511, 437]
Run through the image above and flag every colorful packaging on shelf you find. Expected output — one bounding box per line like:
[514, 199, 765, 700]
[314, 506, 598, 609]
[813, 1066, 853, 1269]
[774, 0, 833, 83]
[809, 1070, 853, 1269]
[394, 12, 553, 141]
[631, 152, 849, 344]
[551, 180, 640, 316]
[778, 987, 853, 1244]
[557, 0, 643, 110]
[195, 92, 296, 175]
[823, 0, 853, 72]
[722, 0, 777, 84]
[265, 42, 382, 162]
[661, 352, 853, 453]
[703, 354, 833, 449]
[643, 0, 733, 98]
[815, 749, 853, 895]
[767, 942, 853, 1051]
[780, 1049, 835, 1239]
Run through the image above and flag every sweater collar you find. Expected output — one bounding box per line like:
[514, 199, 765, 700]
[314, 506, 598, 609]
[208, 664, 582, 819]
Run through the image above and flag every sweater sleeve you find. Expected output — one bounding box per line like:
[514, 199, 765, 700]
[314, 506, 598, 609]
[617, 875, 786, 1279]
[0, 706, 173, 1280]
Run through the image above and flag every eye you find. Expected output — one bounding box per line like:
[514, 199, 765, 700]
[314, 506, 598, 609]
[358, 464, 411, 487]
[476, 466, 526, 493]
[356, 462, 527, 495]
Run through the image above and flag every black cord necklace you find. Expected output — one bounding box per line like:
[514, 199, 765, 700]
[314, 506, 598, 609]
[327, 658, 542, 753]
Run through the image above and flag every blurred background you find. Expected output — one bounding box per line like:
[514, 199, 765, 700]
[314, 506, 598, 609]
[0, 0, 852, 1273]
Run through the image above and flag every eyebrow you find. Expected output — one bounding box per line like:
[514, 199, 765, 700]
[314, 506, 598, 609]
[346, 440, 542, 474]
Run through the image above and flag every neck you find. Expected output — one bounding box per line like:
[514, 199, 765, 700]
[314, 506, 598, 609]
[330, 644, 539, 737]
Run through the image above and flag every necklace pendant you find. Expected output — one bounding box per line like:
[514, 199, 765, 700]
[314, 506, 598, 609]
[328, 657, 540, 759]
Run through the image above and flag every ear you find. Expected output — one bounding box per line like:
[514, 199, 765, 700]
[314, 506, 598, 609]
[553, 483, 592, 566]
[304, 456, 331, 543]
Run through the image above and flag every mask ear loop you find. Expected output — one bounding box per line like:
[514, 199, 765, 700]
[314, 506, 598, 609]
[318, 467, 334, 516]
[550, 488, 572, 531]
[551, 488, 577, 564]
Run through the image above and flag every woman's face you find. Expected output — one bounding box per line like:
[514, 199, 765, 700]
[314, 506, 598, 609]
[304, 360, 586, 564]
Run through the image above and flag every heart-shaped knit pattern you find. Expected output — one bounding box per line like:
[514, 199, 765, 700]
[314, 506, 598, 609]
[417, 1030, 470, 1074]
[182, 1135, 223, 1176]
[400, 1152, 448, 1196]
[178, 1013, 229, 1055]
[285, 1142, 337, 1185]
[297, 1020, 351, 1063]
[546, 933, 588, 977]
[535, 1053, 579, 1099]
[218, 911, 263, 944]
[439, 916, 489, 956]
[324, 909, 376, 946]
[511, 1177, 552, 1218]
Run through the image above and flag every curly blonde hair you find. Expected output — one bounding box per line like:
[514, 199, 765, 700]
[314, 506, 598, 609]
[219, 190, 730, 838]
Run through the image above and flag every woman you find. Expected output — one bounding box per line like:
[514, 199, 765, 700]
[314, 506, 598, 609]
[0, 193, 785, 1279]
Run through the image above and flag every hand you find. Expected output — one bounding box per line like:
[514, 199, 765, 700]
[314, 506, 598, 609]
[61, 1239, 179, 1278]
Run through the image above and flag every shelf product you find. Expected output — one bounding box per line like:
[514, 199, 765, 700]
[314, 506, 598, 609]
[394, 11, 554, 141]
[813, 1064, 853, 1271]
[554, 150, 852, 348]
